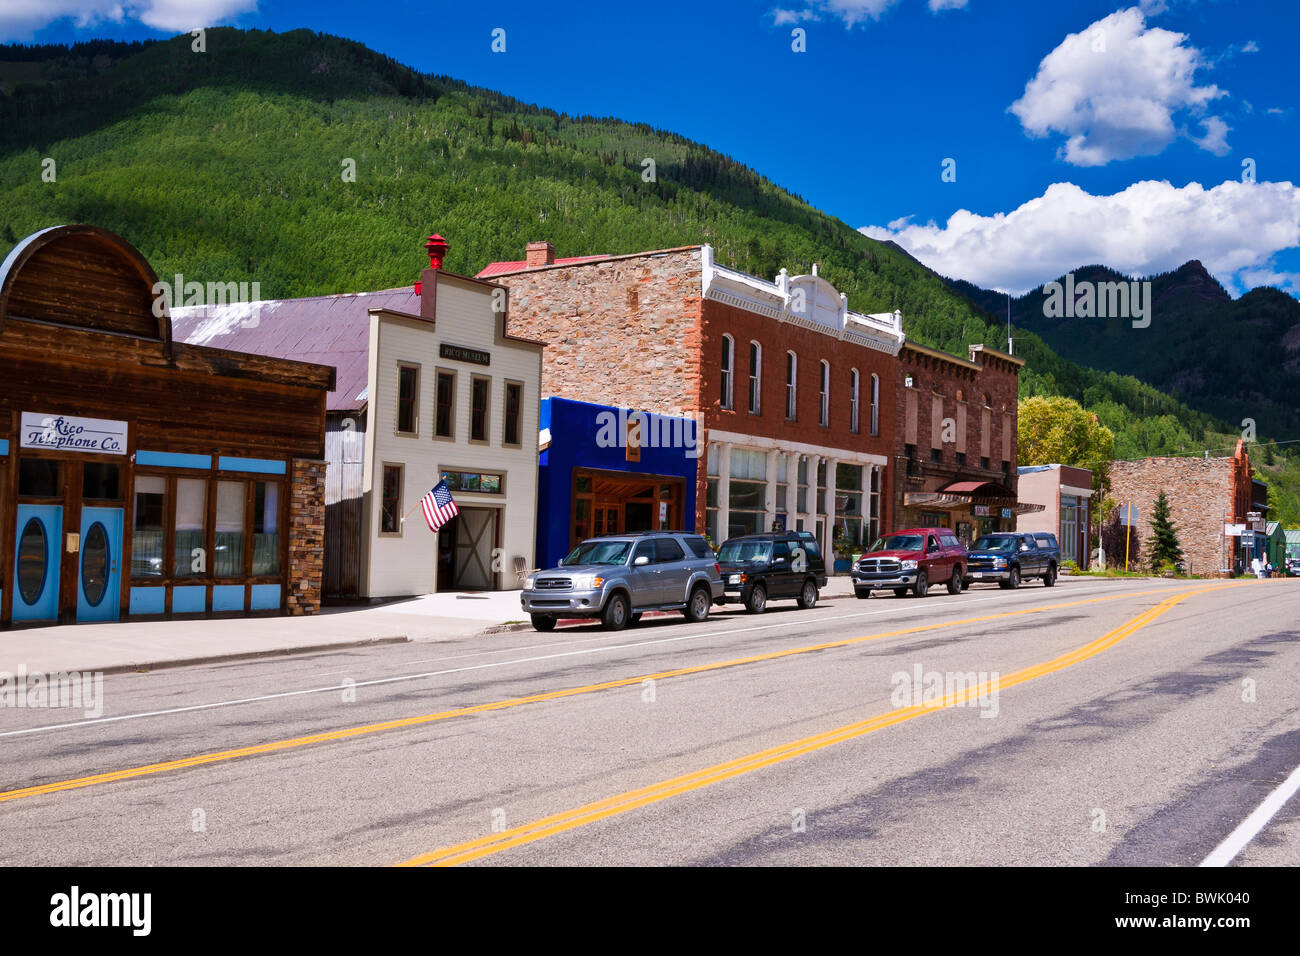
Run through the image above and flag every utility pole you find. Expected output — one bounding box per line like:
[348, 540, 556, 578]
[1007, 293, 1013, 356]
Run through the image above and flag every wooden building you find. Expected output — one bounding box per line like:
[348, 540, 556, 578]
[0, 225, 333, 626]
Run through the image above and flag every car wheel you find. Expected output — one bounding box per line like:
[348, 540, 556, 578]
[999, 566, 1021, 590]
[947, 568, 963, 595]
[855, 588, 872, 599]
[602, 592, 630, 631]
[797, 580, 818, 609]
[913, 570, 929, 597]
[1043, 564, 1057, 587]
[683, 584, 712, 623]
[744, 584, 767, 614]
[894, 588, 909, 598]
[530, 614, 556, 632]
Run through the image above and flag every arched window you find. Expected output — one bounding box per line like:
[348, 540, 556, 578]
[748, 341, 762, 414]
[785, 351, 797, 420]
[819, 360, 830, 427]
[870, 373, 880, 436]
[720, 334, 734, 410]
[849, 369, 860, 434]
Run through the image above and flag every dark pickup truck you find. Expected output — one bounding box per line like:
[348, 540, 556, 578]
[964, 532, 1061, 589]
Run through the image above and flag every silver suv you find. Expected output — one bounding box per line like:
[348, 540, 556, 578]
[521, 532, 724, 632]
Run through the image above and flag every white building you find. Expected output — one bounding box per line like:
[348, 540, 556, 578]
[173, 238, 543, 599]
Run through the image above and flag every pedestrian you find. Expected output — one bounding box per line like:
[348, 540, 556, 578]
[1265, 560, 1273, 578]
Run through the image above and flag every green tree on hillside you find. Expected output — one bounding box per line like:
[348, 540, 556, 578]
[1017, 396, 1115, 492]
[1147, 489, 1184, 572]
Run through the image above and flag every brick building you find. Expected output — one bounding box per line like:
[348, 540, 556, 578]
[891, 342, 1030, 544]
[1108, 440, 1256, 575]
[482, 242, 904, 564]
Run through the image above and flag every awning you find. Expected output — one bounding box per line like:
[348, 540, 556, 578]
[937, 479, 1016, 497]
[904, 492, 1044, 516]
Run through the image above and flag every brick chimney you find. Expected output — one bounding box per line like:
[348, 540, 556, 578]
[526, 240, 555, 268]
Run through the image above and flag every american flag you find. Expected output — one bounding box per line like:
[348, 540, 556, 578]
[420, 479, 459, 532]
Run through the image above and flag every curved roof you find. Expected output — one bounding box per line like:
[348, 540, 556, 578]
[0, 224, 170, 347]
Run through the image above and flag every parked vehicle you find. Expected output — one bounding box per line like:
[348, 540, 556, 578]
[716, 531, 827, 613]
[520, 531, 724, 631]
[851, 528, 968, 598]
[964, 532, 1060, 588]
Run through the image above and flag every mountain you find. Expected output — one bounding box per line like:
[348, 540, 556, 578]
[0, 28, 1287, 518]
[945, 262, 1300, 439]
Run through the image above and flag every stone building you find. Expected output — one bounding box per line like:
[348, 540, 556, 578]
[890, 342, 1031, 544]
[481, 242, 904, 563]
[1108, 440, 1256, 575]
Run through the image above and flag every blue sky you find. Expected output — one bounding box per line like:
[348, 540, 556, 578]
[5, 0, 1299, 296]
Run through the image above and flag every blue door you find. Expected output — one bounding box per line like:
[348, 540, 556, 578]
[12, 504, 61, 622]
[78, 507, 123, 623]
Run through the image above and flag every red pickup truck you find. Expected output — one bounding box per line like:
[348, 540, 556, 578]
[850, 527, 969, 598]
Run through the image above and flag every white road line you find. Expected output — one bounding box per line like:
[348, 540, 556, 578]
[1200, 761, 1300, 866]
[0, 581, 1176, 739]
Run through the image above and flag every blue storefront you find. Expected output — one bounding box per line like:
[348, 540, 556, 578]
[536, 397, 700, 570]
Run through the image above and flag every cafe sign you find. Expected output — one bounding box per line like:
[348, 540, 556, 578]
[21, 413, 128, 455]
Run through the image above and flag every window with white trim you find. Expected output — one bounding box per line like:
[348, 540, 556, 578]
[720, 334, 734, 410]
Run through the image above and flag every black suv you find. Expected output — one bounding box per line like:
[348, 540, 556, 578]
[715, 531, 827, 613]
[965, 532, 1061, 589]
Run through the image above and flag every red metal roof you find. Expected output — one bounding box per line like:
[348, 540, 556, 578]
[476, 254, 609, 278]
[171, 287, 419, 412]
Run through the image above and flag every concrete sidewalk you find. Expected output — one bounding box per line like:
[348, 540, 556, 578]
[0, 577, 861, 676]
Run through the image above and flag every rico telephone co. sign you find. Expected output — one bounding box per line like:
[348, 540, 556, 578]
[20, 413, 128, 455]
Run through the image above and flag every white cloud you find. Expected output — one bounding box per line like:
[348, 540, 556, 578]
[1191, 116, 1231, 155]
[1009, 7, 1225, 166]
[859, 179, 1300, 295]
[772, 0, 963, 26]
[1242, 40, 1259, 53]
[0, 0, 255, 40]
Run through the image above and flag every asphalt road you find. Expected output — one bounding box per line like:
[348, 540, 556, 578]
[2, 576, 1298, 866]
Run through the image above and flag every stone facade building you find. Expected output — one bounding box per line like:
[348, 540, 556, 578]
[1108, 440, 1256, 575]
[483, 242, 904, 564]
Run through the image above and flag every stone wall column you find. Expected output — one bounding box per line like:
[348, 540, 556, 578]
[288, 457, 327, 615]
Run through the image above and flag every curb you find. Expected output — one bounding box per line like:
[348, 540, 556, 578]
[71, 635, 412, 677]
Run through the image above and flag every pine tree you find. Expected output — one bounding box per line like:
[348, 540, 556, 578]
[1148, 489, 1184, 572]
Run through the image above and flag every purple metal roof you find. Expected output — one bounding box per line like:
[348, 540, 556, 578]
[171, 287, 419, 411]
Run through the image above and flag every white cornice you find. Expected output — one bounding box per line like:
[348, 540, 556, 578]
[700, 244, 905, 356]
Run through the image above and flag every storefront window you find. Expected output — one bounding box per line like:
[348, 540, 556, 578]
[252, 481, 280, 576]
[215, 481, 246, 577]
[816, 460, 828, 515]
[132, 476, 165, 579]
[173, 478, 206, 577]
[1061, 495, 1079, 564]
[728, 480, 765, 537]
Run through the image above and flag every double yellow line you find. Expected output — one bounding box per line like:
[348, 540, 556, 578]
[0, 585, 1217, 806]
[400, 582, 1240, 866]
